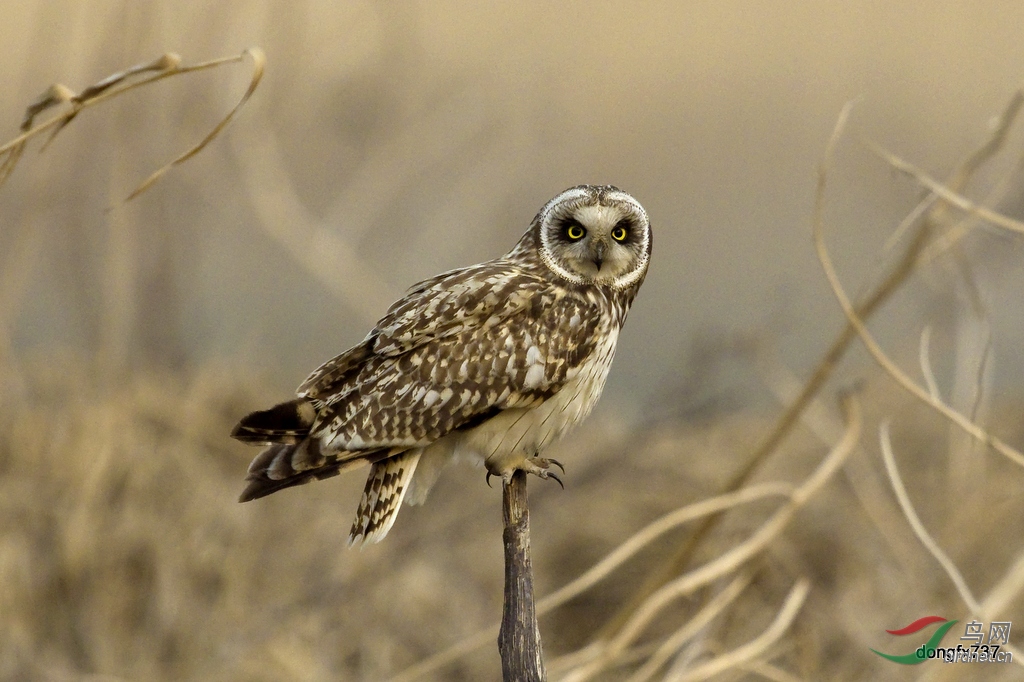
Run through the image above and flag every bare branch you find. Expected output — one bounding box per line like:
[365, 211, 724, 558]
[864, 137, 1024, 237]
[536, 483, 793, 614]
[560, 395, 859, 681]
[0, 48, 264, 200]
[664, 579, 810, 682]
[388, 482, 793, 682]
[878, 422, 981, 613]
[917, 327, 942, 402]
[621, 573, 752, 682]
[124, 48, 265, 202]
[813, 107, 1024, 470]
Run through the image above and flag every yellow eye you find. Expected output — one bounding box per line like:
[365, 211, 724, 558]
[565, 223, 586, 240]
[611, 225, 628, 242]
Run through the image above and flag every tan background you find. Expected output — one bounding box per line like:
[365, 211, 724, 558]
[3, 3, 1024, 680]
[4, 2, 1024, 411]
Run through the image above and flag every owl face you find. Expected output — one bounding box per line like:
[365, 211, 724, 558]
[535, 185, 651, 290]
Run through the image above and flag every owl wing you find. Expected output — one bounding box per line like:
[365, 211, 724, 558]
[298, 260, 546, 399]
[297, 260, 600, 451]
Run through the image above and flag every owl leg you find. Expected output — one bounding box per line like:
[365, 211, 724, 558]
[485, 457, 565, 489]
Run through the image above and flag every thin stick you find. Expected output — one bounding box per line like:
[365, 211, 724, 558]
[918, 327, 942, 401]
[597, 100, 933, 643]
[388, 482, 792, 682]
[0, 48, 264, 201]
[562, 394, 859, 682]
[665, 579, 810, 682]
[498, 470, 546, 682]
[813, 125, 1024, 470]
[878, 422, 981, 613]
[536, 482, 792, 614]
[863, 136, 1024, 237]
[622, 572, 753, 682]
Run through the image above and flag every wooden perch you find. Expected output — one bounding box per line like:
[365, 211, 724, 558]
[498, 470, 546, 681]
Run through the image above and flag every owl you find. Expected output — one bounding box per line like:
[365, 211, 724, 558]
[232, 185, 652, 545]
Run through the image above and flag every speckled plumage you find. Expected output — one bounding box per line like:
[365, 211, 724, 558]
[232, 185, 652, 545]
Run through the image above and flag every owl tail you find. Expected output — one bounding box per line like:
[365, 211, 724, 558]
[236, 439, 362, 502]
[348, 450, 421, 546]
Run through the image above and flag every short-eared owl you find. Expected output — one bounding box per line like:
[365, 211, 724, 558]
[232, 185, 652, 545]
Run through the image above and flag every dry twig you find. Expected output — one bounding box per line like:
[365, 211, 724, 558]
[863, 136, 1024, 238]
[878, 423, 981, 614]
[595, 91, 1023, 647]
[621, 572, 752, 682]
[663, 579, 810, 682]
[558, 393, 860, 681]
[0, 48, 264, 201]
[812, 104, 1024, 471]
[389, 482, 794, 682]
[879, 425, 1024, 673]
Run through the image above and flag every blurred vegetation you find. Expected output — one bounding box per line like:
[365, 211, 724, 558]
[3, 3, 1024, 681]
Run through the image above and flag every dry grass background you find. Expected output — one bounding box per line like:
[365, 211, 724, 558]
[4, 3, 1024, 681]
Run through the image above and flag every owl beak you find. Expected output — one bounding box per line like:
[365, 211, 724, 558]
[592, 240, 606, 271]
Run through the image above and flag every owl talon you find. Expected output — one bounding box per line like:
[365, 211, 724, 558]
[523, 457, 566, 489]
[485, 457, 567, 489]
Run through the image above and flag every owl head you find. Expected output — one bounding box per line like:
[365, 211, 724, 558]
[524, 185, 652, 291]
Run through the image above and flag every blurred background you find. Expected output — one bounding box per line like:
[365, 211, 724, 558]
[3, 2, 1024, 680]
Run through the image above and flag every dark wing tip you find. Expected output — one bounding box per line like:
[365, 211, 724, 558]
[237, 454, 350, 503]
[238, 471, 313, 502]
[237, 484, 261, 503]
[230, 420, 257, 442]
[230, 399, 316, 444]
[238, 478, 275, 502]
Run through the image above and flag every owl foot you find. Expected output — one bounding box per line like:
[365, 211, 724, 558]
[486, 457, 565, 489]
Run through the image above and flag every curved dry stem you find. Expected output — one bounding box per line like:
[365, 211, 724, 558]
[536, 482, 793, 614]
[123, 48, 265, 203]
[919, 149, 1024, 269]
[864, 137, 1024, 237]
[0, 48, 264, 201]
[878, 422, 981, 613]
[557, 395, 859, 682]
[882, 192, 938, 253]
[813, 110, 1024, 470]
[665, 579, 810, 682]
[621, 573, 752, 682]
[387, 482, 794, 682]
[917, 327, 941, 402]
[949, 254, 994, 427]
[874, 90, 1024, 267]
[761, 349, 944, 588]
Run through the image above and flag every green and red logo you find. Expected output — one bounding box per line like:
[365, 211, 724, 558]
[872, 616, 959, 664]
